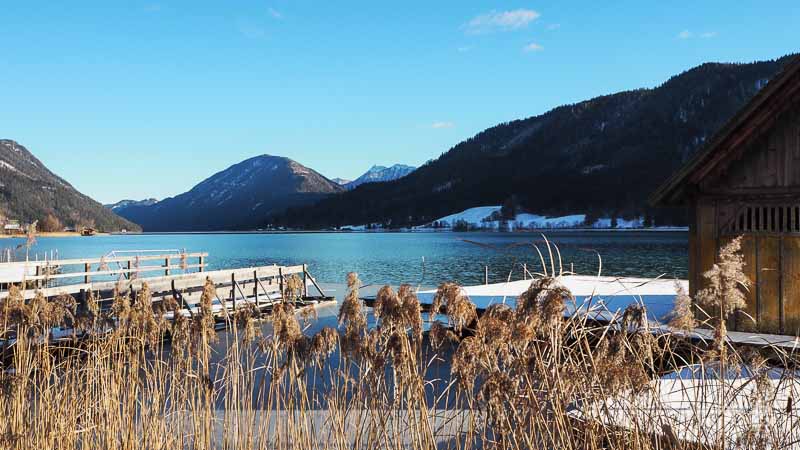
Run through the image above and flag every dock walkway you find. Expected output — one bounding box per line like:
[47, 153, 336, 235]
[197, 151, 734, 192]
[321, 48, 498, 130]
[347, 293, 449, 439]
[410, 275, 800, 350]
[0, 251, 332, 342]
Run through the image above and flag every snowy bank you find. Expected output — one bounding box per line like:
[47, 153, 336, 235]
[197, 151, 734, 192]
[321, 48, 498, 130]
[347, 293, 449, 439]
[418, 206, 645, 230]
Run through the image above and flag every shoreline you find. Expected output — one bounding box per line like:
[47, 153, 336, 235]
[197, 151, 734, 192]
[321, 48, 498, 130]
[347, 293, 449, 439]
[110, 228, 687, 236]
[2, 228, 689, 239]
[0, 231, 111, 239]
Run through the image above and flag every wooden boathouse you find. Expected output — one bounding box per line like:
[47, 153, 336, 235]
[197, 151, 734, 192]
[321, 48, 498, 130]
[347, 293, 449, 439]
[651, 56, 800, 335]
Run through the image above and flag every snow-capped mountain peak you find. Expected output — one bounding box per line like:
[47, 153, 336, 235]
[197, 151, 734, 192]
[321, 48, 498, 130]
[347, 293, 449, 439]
[346, 164, 415, 189]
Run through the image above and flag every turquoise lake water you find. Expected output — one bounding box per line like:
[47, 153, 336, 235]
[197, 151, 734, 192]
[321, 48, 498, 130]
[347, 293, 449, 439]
[2, 231, 688, 286]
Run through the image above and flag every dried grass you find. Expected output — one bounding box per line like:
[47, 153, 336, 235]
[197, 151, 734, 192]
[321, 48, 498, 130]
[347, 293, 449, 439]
[0, 236, 792, 450]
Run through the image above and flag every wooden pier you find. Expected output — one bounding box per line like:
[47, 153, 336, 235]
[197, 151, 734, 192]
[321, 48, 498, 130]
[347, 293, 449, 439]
[0, 251, 332, 341]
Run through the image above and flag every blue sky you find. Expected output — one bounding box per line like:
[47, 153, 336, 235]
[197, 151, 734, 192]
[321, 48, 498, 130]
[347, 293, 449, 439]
[1, 1, 798, 204]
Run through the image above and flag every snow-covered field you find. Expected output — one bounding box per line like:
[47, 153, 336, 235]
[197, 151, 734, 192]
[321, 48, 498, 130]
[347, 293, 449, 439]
[417, 206, 648, 231]
[336, 205, 687, 232]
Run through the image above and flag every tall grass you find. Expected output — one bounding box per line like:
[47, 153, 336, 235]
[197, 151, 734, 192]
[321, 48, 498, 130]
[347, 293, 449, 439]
[0, 239, 798, 449]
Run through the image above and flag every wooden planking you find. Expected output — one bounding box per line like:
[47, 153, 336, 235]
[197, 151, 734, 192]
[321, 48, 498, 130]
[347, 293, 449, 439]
[709, 103, 800, 192]
[758, 236, 783, 334]
[782, 237, 800, 335]
[733, 235, 759, 332]
[687, 215, 697, 297]
[695, 202, 718, 319]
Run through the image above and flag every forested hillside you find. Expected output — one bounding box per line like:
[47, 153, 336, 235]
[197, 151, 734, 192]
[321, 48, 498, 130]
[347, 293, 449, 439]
[0, 139, 139, 232]
[275, 55, 796, 229]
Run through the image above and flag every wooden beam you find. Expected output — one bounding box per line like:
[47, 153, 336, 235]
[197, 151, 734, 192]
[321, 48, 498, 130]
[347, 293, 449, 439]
[21, 264, 206, 282]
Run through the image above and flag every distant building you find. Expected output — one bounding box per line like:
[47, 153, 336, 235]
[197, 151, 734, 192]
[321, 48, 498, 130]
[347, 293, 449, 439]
[651, 56, 800, 335]
[3, 220, 22, 234]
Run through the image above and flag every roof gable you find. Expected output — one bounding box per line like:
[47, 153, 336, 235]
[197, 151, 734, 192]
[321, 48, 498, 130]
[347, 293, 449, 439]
[651, 56, 800, 205]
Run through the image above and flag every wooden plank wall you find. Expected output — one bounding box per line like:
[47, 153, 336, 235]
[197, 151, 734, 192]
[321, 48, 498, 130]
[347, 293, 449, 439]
[783, 238, 800, 335]
[696, 198, 800, 335]
[694, 200, 718, 300]
[709, 106, 800, 192]
[758, 236, 782, 333]
[706, 212, 800, 335]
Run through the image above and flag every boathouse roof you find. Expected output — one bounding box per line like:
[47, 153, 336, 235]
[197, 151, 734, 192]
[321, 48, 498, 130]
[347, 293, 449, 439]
[650, 55, 800, 206]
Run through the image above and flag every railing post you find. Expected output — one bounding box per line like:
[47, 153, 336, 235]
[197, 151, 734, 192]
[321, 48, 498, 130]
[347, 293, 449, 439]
[253, 270, 259, 308]
[198, 255, 204, 273]
[165, 257, 170, 276]
[302, 264, 308, 298]
[85, 263, 91, 284]
[231, 273, 236, 311]
[279, 267, 284, 300]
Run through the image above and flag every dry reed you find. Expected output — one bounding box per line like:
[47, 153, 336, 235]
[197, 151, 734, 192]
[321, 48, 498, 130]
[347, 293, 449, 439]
[0, 237, 796, 450]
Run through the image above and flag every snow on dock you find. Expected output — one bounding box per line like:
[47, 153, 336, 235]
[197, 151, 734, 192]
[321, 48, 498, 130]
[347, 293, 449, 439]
[416, 275, 687, 323]
[415, 276, 800, 349]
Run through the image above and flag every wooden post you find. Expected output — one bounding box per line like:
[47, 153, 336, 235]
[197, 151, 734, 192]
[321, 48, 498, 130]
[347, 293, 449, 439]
[302, 264, 309, 298]
[485, 266, 489, 285]
[231, 273, 236, 311]
[35, 266, 41, 289]
[198, 255, 204, 273]
[253, 270, 259, 307]
[84, 263, 91, 284]
[165, 257, 170, 276]
[279, 267, 284, 300]
[126, 260, 132, 280]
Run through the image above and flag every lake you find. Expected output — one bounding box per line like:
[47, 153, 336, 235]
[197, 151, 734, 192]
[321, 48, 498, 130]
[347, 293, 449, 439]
[2, 231, 688, 287]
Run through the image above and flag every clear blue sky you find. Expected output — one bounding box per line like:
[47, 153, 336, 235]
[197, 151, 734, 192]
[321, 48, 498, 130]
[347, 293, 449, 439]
[1, 1, 798, 204]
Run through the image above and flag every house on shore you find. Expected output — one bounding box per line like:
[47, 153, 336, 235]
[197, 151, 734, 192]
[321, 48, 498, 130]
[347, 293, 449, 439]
[3, 220, 22, 235]
[651, 56, 800, 335]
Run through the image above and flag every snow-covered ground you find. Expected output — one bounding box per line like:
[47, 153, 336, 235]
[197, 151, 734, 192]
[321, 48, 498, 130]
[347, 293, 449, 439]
[590, 216, 643, 228]
[417, 206, 649, 230]
[572, 364, 800, 448]
[335, 206, 687, 232]
[432, 206, 505, 227]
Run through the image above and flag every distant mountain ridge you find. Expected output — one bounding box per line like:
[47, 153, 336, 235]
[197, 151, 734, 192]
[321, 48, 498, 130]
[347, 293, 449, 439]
[105, 198, 158, 211]
[0, 139, 139, 231]
[276, 54, 799, 229]
[331, 178, 352, 186]
[346, 164, 416, 189]
[112, 155, 343, 231]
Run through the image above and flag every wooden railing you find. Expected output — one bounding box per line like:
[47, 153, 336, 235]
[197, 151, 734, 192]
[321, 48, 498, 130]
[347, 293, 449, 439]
[0, 263, 325, 304]
[0, 251, 208, 286]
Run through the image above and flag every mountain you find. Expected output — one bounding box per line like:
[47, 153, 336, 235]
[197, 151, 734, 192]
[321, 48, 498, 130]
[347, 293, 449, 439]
[275, 55, 798, 229]
[347, 164, 416, 189]
[113, 155, 343, 231]
[0, 139, 140, 232]
[105, 198, 158, 211]
[331, 178, 353, 186]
